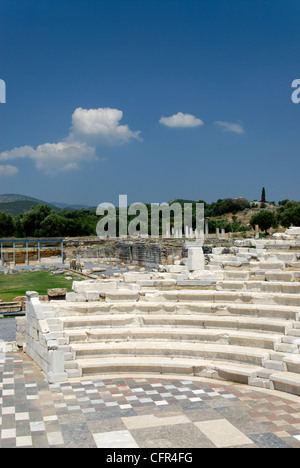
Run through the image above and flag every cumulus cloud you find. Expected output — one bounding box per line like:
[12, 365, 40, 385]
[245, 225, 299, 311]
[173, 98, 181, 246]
[0, 141, 96, 175]
[215, 121, 245, 134]
[0, 165, 19, 176]
[70, 107, 142, 144]
[159, 112, 204, 128]
[0, 107, 141, 175]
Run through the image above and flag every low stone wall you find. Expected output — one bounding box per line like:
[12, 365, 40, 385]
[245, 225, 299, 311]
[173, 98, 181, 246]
[25, 291, 67, 383]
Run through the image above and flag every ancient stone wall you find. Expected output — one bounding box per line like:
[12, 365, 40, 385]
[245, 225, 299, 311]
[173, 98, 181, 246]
[67, 239, 186, 267]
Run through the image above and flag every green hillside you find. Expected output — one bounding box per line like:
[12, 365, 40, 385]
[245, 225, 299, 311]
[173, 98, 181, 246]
[0, 194, 48, 204]
[0, 194, 91, 215]
[0, 200, 42, 216]
[0, 194, 59, 216]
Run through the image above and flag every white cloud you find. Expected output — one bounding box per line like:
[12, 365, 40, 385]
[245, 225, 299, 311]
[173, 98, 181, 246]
[0, 165, 19, 176]
[0, 141, 96, 175]
[0, 145, 33, 161]
[0, 106, 141, 175]
[71, 107, 142, 144]
[159, 112, 204, 128]
[215, 121, 245, 134]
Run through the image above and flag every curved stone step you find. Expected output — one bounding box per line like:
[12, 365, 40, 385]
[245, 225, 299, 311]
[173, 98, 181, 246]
[56, 301, 300, 320]
[141, 290, 300, 307]
[223, 270, 300, 282]
[74, 356, 262, 385]
[62, 315, 137, 328]
[216, 280, 300, 294]
[270, 371, 300, 396]
[70, 341, 270, 366]
[61, 313, 289, 334]
[65, 327, 281, 350]
[141, 315, 289, 333]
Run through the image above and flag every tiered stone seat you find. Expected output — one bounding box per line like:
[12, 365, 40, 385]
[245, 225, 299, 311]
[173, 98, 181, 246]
[41, 289, 300, 396]
[37, 228, 300, 396]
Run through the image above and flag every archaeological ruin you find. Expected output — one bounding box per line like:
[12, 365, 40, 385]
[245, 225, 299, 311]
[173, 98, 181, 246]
[15, 227, 300, 398]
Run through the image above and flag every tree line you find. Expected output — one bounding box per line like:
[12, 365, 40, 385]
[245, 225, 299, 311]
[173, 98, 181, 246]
[0, 205, 98, 238]
[249, 200, 300, 233]
[0, 198, 299, 238]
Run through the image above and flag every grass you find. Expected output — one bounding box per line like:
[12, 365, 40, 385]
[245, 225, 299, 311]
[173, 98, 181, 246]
[0, 270, 83, 302]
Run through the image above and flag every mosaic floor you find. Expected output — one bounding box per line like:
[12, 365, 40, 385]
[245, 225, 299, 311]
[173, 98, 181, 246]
[1, 353, 300, 448]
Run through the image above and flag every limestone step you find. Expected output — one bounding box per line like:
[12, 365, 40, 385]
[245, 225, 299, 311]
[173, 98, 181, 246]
[46, 318, 63, 332]
[288, 262, 300, 269]
[287, 329, 300, 337]
[250, 378, 272, 389]
[66, 368, 82, 378]
[62, 315, 137, 328]
[270, 371, 300, 396]
[142, 290, 300, 308]
[269, 351, 288, 362]
[55, 301, 300, 321]
[64, 327, 281, 350]
[226, 261, 285, 271]
[64, 351, 75, 361]
[75, 356, 261, 384]
[105, 291, 140, 302]
[263, 359, 286, 372]
[216, 281, 300, 294]
[261, 253, 297, 262]
[223, 271, 250, 281]
[135, 279, 177, 289]
[256, 368, 274, 379]
[275, 343, 298, 353]
[40, 305, 54, 313]
[61, 314, 289, 335]
[265, 272, 298, 282]
[282, 356, 300, 374]
[141, 315, 289, 333]
[282, 336, 300, 344]
[70, 341, 270, 366]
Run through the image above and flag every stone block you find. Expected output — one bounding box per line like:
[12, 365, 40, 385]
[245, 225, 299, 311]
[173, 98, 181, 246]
[47, 288, 67, 300]
[38, 319, 50, 334]
[72, 280, 118, 294]
[265, 271, 295, 282]
[46, 372, 68, 384]
[48, 349, 65, 374]
[123, 273, 153, 282]
[257, 261, 285, 270]
[128, 284, 141, 291]
[187, 246, 205, 271]
[26, 291, 39, 299]
[83, 290, 100, 301]
[105, 291, 140, 302]
[66, 292, 86, 302]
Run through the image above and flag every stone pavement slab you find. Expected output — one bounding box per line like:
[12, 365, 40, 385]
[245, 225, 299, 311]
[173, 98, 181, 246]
[2, 352, 300, 448]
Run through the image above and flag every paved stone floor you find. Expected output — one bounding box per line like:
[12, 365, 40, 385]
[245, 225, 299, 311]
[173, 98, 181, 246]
[2, 352, 300, 448]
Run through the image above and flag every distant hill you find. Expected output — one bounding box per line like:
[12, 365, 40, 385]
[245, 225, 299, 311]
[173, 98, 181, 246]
[50, 201, 94, 210]
[0, 194, 49, 205]
[0, 194, 54, 216]
[168, 198, 198, 205]
[0, 200, 42, 216]
[0, 194, 93, 216]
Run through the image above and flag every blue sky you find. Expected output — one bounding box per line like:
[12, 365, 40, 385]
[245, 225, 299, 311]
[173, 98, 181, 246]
[0, 0, 300, 206]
